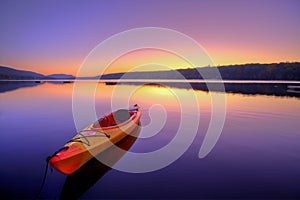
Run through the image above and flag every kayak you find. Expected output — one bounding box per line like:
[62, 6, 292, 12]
[48, 105, 141, 175]
[60, 126, 141, 199]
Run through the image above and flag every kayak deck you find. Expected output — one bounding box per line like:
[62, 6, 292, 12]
[48, 105, 141, 174]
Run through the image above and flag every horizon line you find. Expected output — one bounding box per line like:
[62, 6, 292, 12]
[1, 61, 300, 77]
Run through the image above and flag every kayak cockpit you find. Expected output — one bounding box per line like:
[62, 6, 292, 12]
[92, 108, 138, 128]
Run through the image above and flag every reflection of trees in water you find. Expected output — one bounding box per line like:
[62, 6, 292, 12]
[0, 81, 42, 93]
[2, 81, 300, 98]
[0, 81, 74, 93]
[116, 82, 300, 98]
[189, 83, 300, 98]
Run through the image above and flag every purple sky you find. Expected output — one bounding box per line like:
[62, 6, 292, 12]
[0, 0, 299, 75]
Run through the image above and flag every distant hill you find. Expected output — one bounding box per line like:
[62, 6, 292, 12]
[100, 62, 300, 81]
[0, 66, 46, 80]
[47, 74, 75, 79]
[0, 66, 74, 80]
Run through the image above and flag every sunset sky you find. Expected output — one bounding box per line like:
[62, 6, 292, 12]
[0, 0, 299, 76]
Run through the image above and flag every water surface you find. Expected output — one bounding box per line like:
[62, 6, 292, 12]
[0, 81, 299, 199]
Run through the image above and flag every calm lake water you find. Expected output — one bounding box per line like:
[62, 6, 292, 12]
[0, 81, 299, 199]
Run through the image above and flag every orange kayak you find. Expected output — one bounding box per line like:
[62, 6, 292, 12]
[48, 105, 141, 175]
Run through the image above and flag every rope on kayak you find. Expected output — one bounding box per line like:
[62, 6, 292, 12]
[34, 146, 69, 199]
[35, 129, 110, 198]
[79, 130, 110, 138]
[35, 146, 69, 199]
[34, 159, 49, 199]
[66, 130, 110, 146]
[67, 132, 91, 146]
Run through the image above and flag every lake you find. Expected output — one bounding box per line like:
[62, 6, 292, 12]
[0, 80, 299, 199]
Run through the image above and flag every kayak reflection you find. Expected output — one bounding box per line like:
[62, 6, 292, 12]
[60, 125, 141, 199]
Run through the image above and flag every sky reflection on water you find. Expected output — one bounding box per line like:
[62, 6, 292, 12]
[0, 82, 299, 198]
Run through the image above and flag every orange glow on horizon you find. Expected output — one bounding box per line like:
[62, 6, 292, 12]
[3, 44, 299, 77]
[102, 49, 195, 75]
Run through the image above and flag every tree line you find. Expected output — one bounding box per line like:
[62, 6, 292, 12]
[101, 62, 300, 80]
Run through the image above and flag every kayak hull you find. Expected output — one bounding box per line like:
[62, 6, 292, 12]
[49, 106, 141, 174]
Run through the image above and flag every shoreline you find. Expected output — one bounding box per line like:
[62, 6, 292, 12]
[1, 79, 300, 84]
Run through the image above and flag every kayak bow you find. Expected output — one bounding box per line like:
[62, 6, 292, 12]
[48, 105, 141, 175]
